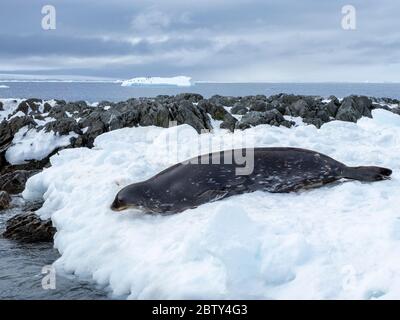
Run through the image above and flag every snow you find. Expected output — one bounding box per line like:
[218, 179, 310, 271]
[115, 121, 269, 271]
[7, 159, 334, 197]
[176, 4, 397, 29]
[0, 85, 9, 88]
[121, 76, 192, 87]
[22, 108, 400, 299]
[6, 126, 78, 165]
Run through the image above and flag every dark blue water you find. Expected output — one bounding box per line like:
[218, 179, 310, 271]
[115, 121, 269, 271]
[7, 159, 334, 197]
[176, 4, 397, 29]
[1, 82, 400, 102]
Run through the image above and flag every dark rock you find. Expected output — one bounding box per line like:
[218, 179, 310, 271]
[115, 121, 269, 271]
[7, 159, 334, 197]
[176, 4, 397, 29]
[138, 101, 170, 128]
[325, 101, 339, 117]
[353, 96, 373, 117]
[0, 116, 36, 148]
[22, 200, 44, 212]
[169, 100, 212, 133]
[0, 191, 11, 211]
[236, 110, 293, 130]
[372, 103, 390, 111]
[336, 96, 372, 122]
[231, 104, 248, 115]
[43, 102, 52, 113]
[0, 170, 40, 194]
[220, 113, 238, 131]
[392, 108, 400, 115]
[197, 100, 236, 131]
[3, 213, 55, 242]
[43, 118, 82, 135]
[303, 118, 324, 128]
[198, 100, 226, 120]
[208, 95, 239, 107]
[15, 98, 43, 115]
[249, 100, 268, 112]
[0, 101, 3, 111]
[286, 99, 309, 117]
[328, 95, 340, 106]
[174, 93, 204, 104]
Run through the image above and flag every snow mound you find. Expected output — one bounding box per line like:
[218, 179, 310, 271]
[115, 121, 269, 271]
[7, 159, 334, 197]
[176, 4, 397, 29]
[121, 76, 192, 87]
[6, 127, 78, 165]
[23, 110, 400, 299]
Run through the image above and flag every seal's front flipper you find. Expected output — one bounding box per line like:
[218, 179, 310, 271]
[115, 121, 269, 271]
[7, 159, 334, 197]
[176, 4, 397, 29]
[343, 166, 392, 182]
[196, 189, 229, 204]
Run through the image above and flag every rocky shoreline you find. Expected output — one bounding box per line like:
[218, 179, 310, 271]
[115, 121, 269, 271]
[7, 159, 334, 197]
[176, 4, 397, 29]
[1, 93, 400, 242]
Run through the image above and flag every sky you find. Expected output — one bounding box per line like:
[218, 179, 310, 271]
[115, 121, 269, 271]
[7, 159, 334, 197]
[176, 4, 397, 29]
[0, 0, 400, 82]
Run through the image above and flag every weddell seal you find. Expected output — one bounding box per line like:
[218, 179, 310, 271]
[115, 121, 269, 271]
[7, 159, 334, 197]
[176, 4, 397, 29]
[111, 147, 392, 214]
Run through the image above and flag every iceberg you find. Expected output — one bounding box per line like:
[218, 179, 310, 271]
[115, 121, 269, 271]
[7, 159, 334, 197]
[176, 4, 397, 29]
[121, 76, 192, 87]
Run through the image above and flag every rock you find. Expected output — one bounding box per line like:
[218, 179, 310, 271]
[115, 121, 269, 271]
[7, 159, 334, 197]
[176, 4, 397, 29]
[0, 116, 36, 148]
[231, 104, 248, 115]
[43, 118, 82, 135]
[336, 96, 372, 122]
[392, 108, 400, 115]
[249, 100, 268, 112]
[328, 95, 340, 106]
[15, 98, 43, 115]
[371, 103, 390, 111]
[208, 95, 239, 107]
[236, 110, 293, 130]
[303, 118, 324, 128]
[220, 113, 238, 131]
[0, 170, 40, 194]
[286, 99, 308, 117]
[3, 213, 55, 242]
[169, 100, 212, 133]
[0, 191, 11, 211]
[325, 101, 339, 117]
[0, 101, 3, 111]
[43, 102, 52, 113]
[174, 93, 204, 104]
[353, 96, 373, 117]
[197, 100, 236, 131]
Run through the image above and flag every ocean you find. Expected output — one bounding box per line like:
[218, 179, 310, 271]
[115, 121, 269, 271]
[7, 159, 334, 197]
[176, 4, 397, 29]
[1, 82, 400, 102]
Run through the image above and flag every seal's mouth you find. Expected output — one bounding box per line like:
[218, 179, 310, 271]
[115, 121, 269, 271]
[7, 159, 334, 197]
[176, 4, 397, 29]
[110, 198, 128, 212]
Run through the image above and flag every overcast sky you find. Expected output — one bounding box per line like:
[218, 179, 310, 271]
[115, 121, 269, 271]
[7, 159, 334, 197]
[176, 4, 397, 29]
[0, 0, 400, 82]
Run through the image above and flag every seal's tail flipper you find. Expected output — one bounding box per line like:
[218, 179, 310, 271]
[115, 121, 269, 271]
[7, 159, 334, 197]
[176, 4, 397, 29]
[343, 166, 392, 182]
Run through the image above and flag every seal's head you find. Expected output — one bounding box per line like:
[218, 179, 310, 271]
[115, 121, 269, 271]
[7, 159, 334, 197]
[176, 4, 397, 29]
[110, 184, 145, 212]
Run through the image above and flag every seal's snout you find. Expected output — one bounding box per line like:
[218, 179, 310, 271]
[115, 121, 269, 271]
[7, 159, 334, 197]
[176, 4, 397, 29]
[110, 195, 127, 212]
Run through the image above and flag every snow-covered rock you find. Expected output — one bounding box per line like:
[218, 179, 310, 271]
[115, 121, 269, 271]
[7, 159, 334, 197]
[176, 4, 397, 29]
[5, 126, 78, 165]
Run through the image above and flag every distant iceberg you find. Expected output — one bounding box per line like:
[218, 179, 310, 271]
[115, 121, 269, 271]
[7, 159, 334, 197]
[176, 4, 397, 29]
[121, 76, 192, 87]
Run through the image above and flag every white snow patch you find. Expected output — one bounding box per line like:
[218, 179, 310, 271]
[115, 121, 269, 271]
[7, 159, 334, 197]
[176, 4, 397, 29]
[121, 76, 192, 87]
[6, 127, 78, 165]
[0, 85, 9, 88]
[22, 110, 400, 299]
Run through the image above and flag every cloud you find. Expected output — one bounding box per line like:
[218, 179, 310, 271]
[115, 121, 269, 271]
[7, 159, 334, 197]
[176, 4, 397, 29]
[0, 0, 400, 81]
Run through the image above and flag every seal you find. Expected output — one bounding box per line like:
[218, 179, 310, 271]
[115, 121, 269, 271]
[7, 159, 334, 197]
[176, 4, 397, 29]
[111, 147, 392, 214]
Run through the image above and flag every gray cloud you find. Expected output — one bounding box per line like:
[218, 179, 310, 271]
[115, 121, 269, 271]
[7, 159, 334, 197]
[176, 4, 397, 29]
[0, 0, 400, 81]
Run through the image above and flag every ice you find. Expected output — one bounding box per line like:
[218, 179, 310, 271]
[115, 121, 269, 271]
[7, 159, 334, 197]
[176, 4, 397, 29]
[22, 109, 400, 299]
[121, 76, 192, 87]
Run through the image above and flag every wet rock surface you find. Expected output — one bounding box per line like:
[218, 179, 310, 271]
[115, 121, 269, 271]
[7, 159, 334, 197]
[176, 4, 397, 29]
[3, 211, 55, 243]
[0, 191, 11, 211]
